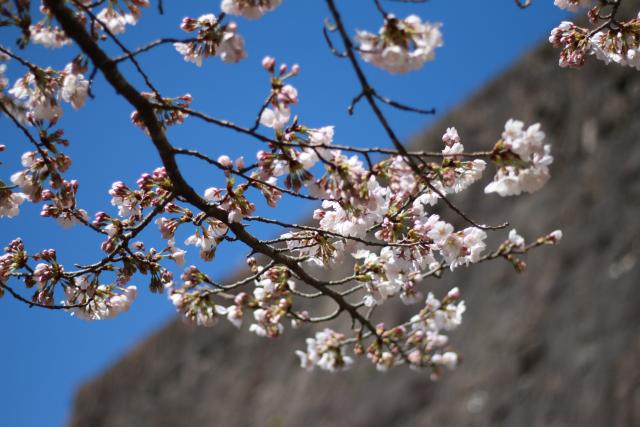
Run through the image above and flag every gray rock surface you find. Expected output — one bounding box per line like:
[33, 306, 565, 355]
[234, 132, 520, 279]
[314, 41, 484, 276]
[69, 38, 640, 427]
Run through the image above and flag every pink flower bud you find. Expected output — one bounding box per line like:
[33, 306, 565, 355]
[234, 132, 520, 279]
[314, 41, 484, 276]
[180, 17, 198, 32]
[235, 156, 245, 169]
[262, 56, 276, 72]
[234, 292, 249, 305]
[217, 155, 232, 168]
[548, 230, 563, 242]
[446, 287, 461, 300]
[226, 21, 238, 32]
[408, 350, 422, 365]
[101, 239, 115, 253]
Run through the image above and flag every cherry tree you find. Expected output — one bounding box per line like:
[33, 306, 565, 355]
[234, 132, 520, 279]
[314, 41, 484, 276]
[0, 0, 634, 376]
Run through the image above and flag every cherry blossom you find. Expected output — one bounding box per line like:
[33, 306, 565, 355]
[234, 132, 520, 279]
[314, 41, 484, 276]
[296, 328, 354, 372]
[184, 221, 227, 261]
[168, 291, 227, 327]
[554, 0, 594, 11]
[29, 23, 71, 48]
[549, 4, 640, 69]
[174, 14, 246, 66]
[356, 14, 443, 73]
[9, 69, 62, 121]
[64, 276, 138, 320]
[590, 19, 640, 70]
[94, 4, 144, 35]
[485, 119, 553, 197]
[0, 190, 26, 218]
[61, 66, 89, 110]
[7, 62, 89, 121]
[221, 0, 283, 20]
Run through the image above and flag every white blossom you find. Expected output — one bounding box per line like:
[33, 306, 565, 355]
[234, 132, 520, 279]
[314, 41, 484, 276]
[296, 328, 353, 372]
[96, 7, 138, 34]
[61, 70, 89, 109]
[260, 106, 291, 129]
[9, 71, 62, 121]
[29, 24, 71, 48]
[0, 191, 26, 218]
[356, 14, 443, 73]
[553, 0, 594, 12]
[221, 0, 283, 19]
[217, 22, 247, 63]
[65, 277, 137, 320]
[485, 119, 553, 197]
[508, 229, 525, 248]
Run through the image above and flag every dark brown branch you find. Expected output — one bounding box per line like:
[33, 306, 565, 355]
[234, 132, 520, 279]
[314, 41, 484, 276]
[322, 25, 348, 58]
[373, 92, 436, 115]
[0, 282, 91, 310]
[111, 38, 197, 64]
[249, 93, 275, 132]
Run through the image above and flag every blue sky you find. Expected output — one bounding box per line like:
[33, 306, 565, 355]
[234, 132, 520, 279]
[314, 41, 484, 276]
[0, 1, 565, 426]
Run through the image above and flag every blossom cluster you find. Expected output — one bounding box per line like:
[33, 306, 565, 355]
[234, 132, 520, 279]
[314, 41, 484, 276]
[248, 266, 296, 337]
[28, 0, 149, 48]
[294, 286, 466, 374]
[370, 287, 465, 374]
[174, 14, 246, 66]
[356, 14, 443, 74]
[130, 93, 192, 132]
[221, 0, 283, 19]
[64, 276, 138, 320]
[258, 57, 300, 131]
[0, 239, 26, 291]
[0, 139, 26, 218]
[166, 264, 303, 337]
[29, 22, 71, 49]
[403, 287, 465, 375]
[484, 119, 553, 197]
[8, 61, 89, 121]
[352, 221, 485, 308]
[98, 167, 173, 256]
[296, 328, 354, 372]
[0, 187, 26, 218]
[8, 130, 90, 230]
[93, 0, 149, 35]
[166, 266, 230, 327]
[553, 0, 594, 12]
[549, 3, 640, 69]
[590, 18, 640, 70]
[182, 218, 228, 261]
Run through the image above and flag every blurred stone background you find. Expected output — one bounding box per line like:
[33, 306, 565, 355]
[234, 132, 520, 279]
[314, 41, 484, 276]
[69, 32, 640, 427]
